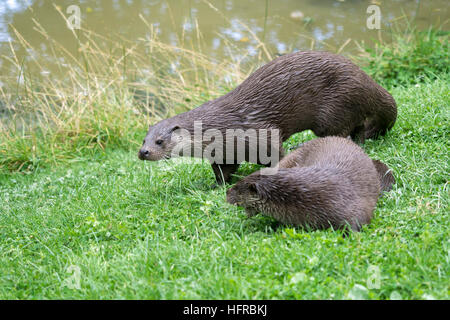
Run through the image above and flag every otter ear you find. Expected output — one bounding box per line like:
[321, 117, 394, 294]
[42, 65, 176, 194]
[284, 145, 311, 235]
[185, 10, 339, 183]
[171, 125, 180, 132]
[248, 182, 265, 198]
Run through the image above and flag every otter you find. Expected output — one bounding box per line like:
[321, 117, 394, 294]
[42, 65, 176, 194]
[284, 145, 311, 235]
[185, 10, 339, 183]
[139, 51, 397, 184]
[226, 136, 395, 231]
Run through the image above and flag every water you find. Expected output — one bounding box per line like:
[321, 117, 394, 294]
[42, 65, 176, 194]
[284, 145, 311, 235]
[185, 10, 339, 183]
[0, 0, 448, 80]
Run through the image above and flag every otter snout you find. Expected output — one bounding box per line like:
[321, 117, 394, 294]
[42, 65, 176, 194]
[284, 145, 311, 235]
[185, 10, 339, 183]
[226, 189, 238, 205]
[138, 148, 151, 160]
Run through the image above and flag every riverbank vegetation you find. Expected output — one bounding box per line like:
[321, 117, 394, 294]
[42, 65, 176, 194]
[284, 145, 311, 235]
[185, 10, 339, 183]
[1, 18, 447, 173]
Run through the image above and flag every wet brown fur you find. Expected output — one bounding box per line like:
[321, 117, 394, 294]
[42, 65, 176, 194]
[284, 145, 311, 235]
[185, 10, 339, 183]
[226, 136, 395, 231]
[139, 51, 397, 183]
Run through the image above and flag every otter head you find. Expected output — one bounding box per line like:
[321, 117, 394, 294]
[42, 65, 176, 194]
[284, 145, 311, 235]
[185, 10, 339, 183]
[138, 119, 181, 161]
[227, 172, 271, 217]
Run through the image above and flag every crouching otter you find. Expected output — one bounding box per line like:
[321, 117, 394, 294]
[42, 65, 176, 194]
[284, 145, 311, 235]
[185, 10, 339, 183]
[139, 51, 397, 184]
[226, 136, 395, 231]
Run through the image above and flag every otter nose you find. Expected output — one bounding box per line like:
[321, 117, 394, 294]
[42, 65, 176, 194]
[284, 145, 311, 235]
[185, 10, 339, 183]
[138, 149, 150, 160]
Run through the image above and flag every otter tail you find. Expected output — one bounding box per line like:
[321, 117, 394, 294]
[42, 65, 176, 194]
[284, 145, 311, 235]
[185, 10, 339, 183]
[364, 91, 398, 140]
[372, 159, 395, 196]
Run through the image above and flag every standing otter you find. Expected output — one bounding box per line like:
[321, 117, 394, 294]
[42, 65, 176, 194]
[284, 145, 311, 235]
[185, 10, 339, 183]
[226, 136, 395, 231]
[139, 51, 397, 184]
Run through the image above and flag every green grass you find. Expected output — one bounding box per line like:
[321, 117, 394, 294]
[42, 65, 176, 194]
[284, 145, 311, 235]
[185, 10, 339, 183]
[357, 28, 449, 88]
[0, 76, 448, 299]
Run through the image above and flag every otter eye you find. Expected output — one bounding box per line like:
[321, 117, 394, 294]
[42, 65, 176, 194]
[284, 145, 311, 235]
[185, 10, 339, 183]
[156, 139, 163, 145]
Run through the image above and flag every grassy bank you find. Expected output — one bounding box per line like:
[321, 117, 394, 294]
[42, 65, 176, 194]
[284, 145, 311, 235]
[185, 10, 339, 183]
[0, 77, 448, 299]
[0, 19, 449, 299]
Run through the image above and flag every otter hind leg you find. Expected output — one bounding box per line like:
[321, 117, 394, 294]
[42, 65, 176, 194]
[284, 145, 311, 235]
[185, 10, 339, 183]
[363, 116, 389, 140]
[312, 114, 355, 140]
[211, 163, 240, 185]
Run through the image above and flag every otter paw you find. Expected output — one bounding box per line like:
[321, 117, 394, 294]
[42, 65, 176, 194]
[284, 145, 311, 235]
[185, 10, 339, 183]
[210, 182, 226, 189]
[245, 208, 258, 218]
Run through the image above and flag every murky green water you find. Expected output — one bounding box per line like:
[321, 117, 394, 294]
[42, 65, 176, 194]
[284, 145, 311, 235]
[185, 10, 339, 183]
[0, 0, 448, 81]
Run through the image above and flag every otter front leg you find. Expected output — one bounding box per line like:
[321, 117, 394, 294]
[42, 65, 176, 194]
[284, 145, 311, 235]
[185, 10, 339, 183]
[211, 163, 240, 185]
[245, 207, 258, 218]
[350, 123, 366, 144]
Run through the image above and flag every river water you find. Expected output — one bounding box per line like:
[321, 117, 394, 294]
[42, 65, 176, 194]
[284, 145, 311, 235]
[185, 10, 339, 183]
[0, 0, 448, 83]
